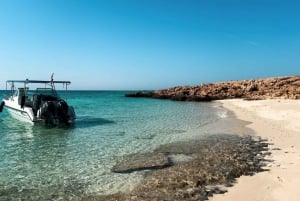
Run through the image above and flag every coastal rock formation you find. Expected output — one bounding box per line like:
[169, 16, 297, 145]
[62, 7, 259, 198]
[125, 91, 154, 98]
[111, 153, 170, 173]
[126, 76, 300, 101]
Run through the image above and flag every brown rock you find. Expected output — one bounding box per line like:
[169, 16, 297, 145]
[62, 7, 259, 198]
[112, 153, 170, 173]
[126, 76, 300, 102]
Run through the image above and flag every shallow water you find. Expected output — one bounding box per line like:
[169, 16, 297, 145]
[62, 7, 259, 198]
[0, 90, 248, 200]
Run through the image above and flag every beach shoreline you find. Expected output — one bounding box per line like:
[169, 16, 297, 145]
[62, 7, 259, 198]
[86, 100, 273, 201]
[210, 99, 300, 201]
[81, 98, 300, 201]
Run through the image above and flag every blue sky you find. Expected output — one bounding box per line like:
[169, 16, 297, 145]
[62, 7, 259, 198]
[0, 0, 299, 90]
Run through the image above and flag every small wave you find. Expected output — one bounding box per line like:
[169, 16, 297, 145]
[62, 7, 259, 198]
[217, 110, 228, 118]
[212, 102, 228, 118]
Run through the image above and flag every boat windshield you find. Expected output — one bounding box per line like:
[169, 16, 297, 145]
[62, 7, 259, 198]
[36, 88, 56, 96]
[14, 88, 29, 97]
[13, 90, 19, 97]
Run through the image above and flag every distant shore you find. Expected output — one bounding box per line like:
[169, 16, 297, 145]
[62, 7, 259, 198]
[210, 99, 300, 201]
[125, 75, 300, 101]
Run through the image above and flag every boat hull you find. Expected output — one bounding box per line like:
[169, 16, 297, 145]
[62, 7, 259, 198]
[4, 105, 35, 124]
[3, 100, 76, 125]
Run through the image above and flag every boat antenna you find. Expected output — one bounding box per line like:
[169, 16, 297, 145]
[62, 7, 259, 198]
[50, 73, 57, 97]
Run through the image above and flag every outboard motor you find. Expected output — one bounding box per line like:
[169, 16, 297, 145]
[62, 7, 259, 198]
[57, 99, 69, 123]
[39, 99, 74, 125]
[32, 94, 42, 115]
[68, 106, 76, 122]
[40, 101, 59, 125]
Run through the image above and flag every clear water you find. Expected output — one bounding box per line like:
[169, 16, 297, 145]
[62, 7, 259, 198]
[0, 90, 247, 200]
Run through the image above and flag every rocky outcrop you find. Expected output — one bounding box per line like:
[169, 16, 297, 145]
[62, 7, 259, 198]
[111, 153, 170, 173]
[88, 135, 270, 201]
[126, 76, 300, 101]
[125, 91, 154, 98]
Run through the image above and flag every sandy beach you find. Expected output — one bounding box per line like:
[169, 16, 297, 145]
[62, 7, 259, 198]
[210, 99, 300, 201]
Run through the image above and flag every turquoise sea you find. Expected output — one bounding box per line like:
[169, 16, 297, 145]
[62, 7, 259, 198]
[0, 90, 248, 200]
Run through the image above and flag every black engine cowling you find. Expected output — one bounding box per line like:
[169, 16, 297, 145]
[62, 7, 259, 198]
[40, 101, 56, 124]
[57, 100, 69, 123]
[40, 100, 69, 125]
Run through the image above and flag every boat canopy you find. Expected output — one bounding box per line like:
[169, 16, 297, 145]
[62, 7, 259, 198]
[5, 79, 71, 97]
[6, 79, 71, 84]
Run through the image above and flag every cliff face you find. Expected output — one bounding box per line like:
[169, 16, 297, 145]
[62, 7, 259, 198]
[126, 76, 300, 101]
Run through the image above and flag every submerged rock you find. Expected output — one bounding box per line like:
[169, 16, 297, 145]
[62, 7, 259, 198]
[126, 135, 270, 201]
[92, 134, 270, 201]
[111, 153, 170, 173]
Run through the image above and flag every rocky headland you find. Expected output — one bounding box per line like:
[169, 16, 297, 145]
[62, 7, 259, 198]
[126, 76, 300, 101]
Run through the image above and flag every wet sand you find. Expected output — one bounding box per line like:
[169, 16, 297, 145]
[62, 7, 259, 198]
[211, 99, 300, 201]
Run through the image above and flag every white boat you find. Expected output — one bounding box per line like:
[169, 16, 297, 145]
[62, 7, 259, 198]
[0, 78, 76, 125]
